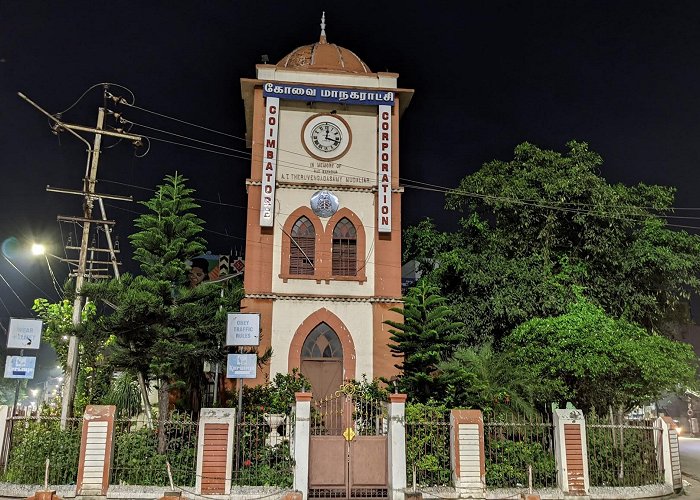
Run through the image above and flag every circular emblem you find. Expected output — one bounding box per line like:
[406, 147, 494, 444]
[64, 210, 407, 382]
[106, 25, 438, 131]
[310, 190, 339, 218]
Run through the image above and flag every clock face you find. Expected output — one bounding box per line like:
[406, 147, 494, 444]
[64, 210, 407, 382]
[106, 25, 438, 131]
[311, 122, 342, 153]
[302, 114, 351, 161]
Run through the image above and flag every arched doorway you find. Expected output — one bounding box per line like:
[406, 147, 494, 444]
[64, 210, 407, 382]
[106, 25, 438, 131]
[301, 322, 343, 401]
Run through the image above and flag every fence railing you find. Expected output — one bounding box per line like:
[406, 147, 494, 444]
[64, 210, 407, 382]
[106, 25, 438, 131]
[0, 415, 82, 486]
[405, 405, 451, 488]
[110, 411, 198, 487]
[232, 411, 294, 487]
[586, 415, 663, 487]
[484, 412, 557, 489]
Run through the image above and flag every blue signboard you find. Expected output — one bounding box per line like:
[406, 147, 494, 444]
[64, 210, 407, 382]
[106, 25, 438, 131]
[263, 82, 395, 106]
[4, 356, 36, 379]
[226, 354, 257, 379]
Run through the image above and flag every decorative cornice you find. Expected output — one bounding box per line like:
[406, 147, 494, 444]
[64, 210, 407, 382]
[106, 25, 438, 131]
[246, 179, 404, 193]
[245, 293, 402, 304]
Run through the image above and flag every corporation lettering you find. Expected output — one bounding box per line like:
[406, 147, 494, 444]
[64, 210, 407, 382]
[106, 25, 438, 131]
[377, 105, 392, 233]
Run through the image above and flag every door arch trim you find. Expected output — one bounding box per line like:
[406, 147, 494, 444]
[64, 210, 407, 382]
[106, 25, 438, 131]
[288, 308, 356, 381]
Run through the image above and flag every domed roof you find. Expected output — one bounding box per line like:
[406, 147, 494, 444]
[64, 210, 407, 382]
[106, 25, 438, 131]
[276, 14, 371, 74]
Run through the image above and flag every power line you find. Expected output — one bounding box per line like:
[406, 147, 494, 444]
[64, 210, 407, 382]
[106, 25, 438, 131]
[2, 255, 56, 300]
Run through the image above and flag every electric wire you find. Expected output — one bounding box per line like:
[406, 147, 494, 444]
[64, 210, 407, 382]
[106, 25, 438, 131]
[2, 255, 56, 300]
[111, 95, 700, 214]
[0, 271, 29, 310]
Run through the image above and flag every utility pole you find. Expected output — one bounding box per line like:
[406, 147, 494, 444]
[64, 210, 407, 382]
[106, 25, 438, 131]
[18, 92, 142, 428]
[61, 107, 104, 427]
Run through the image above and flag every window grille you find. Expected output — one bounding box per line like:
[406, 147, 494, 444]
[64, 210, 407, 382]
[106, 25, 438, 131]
[290, 216, 315, 275]
[332, 218, 357, 276]
[302, 323, 343, 359]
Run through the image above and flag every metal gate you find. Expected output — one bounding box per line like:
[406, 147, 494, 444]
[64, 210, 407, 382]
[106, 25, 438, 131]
[308, 383, 388, 499]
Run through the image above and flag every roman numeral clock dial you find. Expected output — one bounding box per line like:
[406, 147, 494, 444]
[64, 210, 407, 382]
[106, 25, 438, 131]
[302, 114, 352, 161]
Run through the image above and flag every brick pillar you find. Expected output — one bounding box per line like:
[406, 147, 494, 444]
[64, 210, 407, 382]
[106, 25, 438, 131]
[388, 394, 407, 500]
[553, 409, 589, 495]
[76, 405, 116, 496]
[195, 408, 235, 495]
[450, 409, 485, 496]
[656, 416, 682, 492]
[293, 392, 312, 499]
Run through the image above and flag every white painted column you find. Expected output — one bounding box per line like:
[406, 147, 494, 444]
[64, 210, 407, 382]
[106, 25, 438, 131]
[0, 405, 10, 465]
[294, 392, 312, 499]
[552, 409, 589, 495]
[76, 405, 116, 496]
[195, 407, 235, 495]
[387, 394, 407, 500]
[656, 416, 682, 492]
[450, 409, 485, 496]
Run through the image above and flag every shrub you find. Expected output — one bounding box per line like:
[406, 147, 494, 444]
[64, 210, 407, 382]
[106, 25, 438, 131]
[2, 418, 81, 485]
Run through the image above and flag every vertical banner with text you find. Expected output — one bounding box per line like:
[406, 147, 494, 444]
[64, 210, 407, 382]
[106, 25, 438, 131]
[260, 96, 280, 227]
[377, 105, 392, 233]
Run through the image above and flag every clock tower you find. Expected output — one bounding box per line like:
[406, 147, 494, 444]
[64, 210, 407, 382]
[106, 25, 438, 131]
[240, 16, 413, 397]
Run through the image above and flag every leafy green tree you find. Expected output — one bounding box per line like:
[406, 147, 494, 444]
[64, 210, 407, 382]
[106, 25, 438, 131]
[502, 297, 698, 413]
[438, 344, 536, 416]
[407, 141, 700, 343]
[82, 173, 243, 450]
[32, 297, 110, 413]
[385, 281, 463, 401]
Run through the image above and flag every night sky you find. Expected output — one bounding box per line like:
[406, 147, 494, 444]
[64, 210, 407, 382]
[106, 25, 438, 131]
[2, 1, 700, 376]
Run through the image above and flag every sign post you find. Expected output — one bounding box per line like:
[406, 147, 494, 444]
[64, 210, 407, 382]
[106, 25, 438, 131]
[5, 318, 42, 417]
[225, 313, 261, 471]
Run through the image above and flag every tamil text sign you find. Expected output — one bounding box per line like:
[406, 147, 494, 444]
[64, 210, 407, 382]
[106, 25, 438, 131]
[263, 83, 395, 107]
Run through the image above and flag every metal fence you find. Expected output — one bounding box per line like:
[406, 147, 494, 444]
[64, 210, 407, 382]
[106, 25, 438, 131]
[232, 411, 294, 487]
[586, 415, 663, 487]
[484, 412, 556, 489]
[0, 415, 82, 486]
[404, 405, 451, 488]
[110, 411, 198, 487]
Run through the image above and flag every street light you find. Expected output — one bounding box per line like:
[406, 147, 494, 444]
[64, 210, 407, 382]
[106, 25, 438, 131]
[31, 243, 45, 256]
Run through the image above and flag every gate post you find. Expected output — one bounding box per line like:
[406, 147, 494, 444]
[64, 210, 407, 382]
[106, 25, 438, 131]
[656, 416, 682, 492]
[552, 409, 589, 495]
[388, 393, 407, 500]
[195, 407, 235, 495]
[76, 405, 116, 496]
[294, 391, 312, 499]
[450, 409, 485, 497]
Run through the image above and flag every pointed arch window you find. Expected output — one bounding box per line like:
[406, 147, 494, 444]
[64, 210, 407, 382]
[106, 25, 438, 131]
[332, 218, 357, 276]
[302, 323, 343, 359]
[290, 216, 315, 275]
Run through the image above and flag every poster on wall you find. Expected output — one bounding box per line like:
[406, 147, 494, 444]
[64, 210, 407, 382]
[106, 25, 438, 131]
[187, 253, 245, 288]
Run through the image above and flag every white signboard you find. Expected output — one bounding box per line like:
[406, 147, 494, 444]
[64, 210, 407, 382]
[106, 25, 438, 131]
[7, 318, 42, 350]
[226, 354, 257, 379]
[4, 356, 36, 379]
[226, 313, 260, 346]
[260, 96, 280, 227]
[377, 105, 392, 233]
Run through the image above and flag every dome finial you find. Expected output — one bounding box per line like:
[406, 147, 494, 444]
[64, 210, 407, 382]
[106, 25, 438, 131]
[320, 11, 327, 43]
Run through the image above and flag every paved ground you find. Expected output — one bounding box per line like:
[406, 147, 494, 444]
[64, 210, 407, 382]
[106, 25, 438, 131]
[678, 437, 700, 497]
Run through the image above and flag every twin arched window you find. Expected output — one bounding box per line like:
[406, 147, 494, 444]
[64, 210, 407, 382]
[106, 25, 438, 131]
[288, 216, 357, 277]
[332, 218, 357, 276]
[290, 216, 315, 275]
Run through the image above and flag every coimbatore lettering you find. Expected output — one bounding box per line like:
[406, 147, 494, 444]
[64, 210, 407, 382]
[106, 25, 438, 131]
[260, 97, 280, 227]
